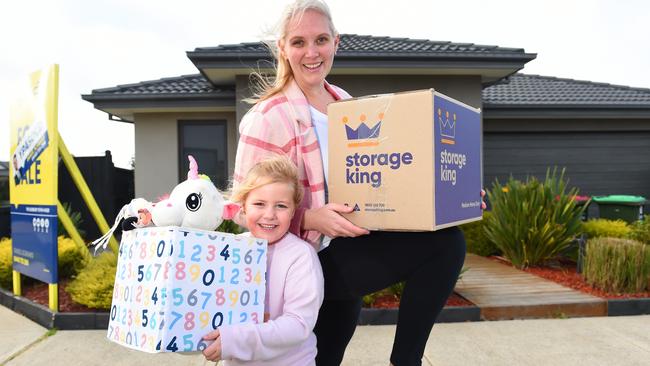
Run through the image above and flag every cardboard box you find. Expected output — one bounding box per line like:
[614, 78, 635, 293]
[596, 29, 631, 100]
[107, 227, 267, 353]
[328, 89, 482, 231]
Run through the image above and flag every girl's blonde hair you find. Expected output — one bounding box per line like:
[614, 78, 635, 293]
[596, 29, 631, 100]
[247, 0, 338, 103]
[230, 155, 304, 207]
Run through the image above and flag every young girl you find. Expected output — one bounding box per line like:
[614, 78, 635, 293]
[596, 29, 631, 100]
[202, 155, 324, 365]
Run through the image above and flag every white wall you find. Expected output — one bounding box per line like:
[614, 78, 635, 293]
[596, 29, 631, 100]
[133, 111, 237, 199]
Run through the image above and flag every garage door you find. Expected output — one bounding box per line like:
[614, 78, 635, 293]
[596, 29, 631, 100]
[483, 131, 650, 199]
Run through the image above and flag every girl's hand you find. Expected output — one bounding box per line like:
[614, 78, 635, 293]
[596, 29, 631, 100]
[303, 203, 370, 238]
[202, 329, 222, 362]
[481, 189, 487, 210]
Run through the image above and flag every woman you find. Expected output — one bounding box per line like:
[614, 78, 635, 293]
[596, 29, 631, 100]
[233, 1, 479, 365]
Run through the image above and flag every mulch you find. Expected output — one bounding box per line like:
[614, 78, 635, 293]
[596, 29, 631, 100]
[488, 256, 650, 299]
[19, 278, 105, 312]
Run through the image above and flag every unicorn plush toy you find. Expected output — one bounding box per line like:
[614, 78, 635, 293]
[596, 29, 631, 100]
[92, 155, 239, 251]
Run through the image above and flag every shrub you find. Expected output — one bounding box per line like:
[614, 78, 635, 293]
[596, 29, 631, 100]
[628, 215, 650, 244]
[582, 219, 631, 239]
[460, 211, 500, 257]
[0, 238, 11, 289]
[57, 236, 92, 278]
[484, 168, 585, 268]
[0, 237, 92, 290]
[363, 281, 404, 307]
[217, 219, 243, 235]
[65, 252, 117, 309]
[57, 202, 86, 239]
[583, 237, 650, 293]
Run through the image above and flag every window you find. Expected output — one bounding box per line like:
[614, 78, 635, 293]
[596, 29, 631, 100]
[178, 121, 228, 190]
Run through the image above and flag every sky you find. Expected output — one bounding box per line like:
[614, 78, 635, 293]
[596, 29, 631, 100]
[1, 0, 649, 169]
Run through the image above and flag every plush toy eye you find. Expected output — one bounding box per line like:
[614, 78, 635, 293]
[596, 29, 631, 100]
[186, 193, 202, 212]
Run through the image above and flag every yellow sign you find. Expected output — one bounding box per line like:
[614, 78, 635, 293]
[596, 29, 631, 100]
[9, 64, 59, 205]
[9, 64, 60, 286]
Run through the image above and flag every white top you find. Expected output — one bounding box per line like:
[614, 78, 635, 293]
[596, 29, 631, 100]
[309, 105, 333, 250]
[309, 105, 329, 188]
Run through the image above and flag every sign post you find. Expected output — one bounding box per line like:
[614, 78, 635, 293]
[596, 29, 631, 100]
[9, 64, 60, 311]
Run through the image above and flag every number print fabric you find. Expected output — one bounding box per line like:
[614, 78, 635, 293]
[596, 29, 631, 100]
[107, 227, 267, 353]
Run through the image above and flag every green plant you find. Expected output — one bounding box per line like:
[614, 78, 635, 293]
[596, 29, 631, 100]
[0, 237, 11, 289]
[460, 212, 499, 256]
[57, 236, 92, 278]
[551, 310, 568, 319]
[458, 266, 469, 280]
[57, 202, 86, 239]
[362, 293, 376, 306]
[582, 219, 631, 239]
[217, 219, 243, 235]
[0, 237, 91, 290]
[65, 252, 117, 309]
[362, 282, 404, 307]
[484, 168, 585, 268]
[583, 237, 650, 293]
[628, 215, 650, 244]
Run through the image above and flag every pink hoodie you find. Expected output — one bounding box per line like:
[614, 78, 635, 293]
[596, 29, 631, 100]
[219, 232, 324, 365]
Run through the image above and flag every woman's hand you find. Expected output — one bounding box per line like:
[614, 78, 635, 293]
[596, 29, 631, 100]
[202, 329, 222, 362]
[303, 203, 370, 238]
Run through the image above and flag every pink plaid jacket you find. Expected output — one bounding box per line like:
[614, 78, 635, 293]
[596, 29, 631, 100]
[234, 79, 351, 249]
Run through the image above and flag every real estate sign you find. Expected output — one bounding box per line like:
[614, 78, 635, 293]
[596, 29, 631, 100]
[9, 64, 59, 283]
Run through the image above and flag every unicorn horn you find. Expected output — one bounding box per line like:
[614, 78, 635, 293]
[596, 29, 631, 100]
[187, 155, 199, 180]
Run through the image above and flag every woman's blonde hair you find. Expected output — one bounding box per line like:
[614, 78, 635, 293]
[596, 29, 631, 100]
[230, 155, 304, 207]
[247, 0, 338, 103]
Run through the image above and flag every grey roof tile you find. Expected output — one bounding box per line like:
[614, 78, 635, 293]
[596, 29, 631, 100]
[90, 72, 650, 111]
[483, 74, 650, 107]
[193, 34, 531, 58]
[90, 74, 232, 95]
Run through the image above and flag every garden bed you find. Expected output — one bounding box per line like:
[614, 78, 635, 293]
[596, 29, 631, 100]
[2, 282, 480, 328]
[15, 280, 474, 313]
[488, 256, 650, 299]
[366, 292, 474, 309]
[20, 278, 105, 313]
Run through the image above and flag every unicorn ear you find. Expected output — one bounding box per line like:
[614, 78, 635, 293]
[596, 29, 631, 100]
[187, 155, 199, 180]
[222, 202, 240, 220]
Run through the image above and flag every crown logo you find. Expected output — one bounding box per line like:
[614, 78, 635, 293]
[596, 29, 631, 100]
[438, 108, 456, 145]
[342, 113, 383, 147]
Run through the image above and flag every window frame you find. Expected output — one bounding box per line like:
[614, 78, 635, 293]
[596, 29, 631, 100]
[177, 120, 228, 189]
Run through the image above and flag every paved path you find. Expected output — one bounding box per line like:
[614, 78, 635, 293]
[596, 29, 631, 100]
[0, 305, 46, 364]
[3, 302, 649, 366]
[2, 254, 649, 365]
[456, 254, 607, 320]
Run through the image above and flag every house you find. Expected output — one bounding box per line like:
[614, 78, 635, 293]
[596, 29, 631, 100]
[82, 34, 650, 206]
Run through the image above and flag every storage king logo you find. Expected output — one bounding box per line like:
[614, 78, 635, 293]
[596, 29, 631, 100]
[343, 113, 382, 148]
[438, 108, 456, 145]
[437, 107, 468, 186]
[341, 112, 413, 188]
